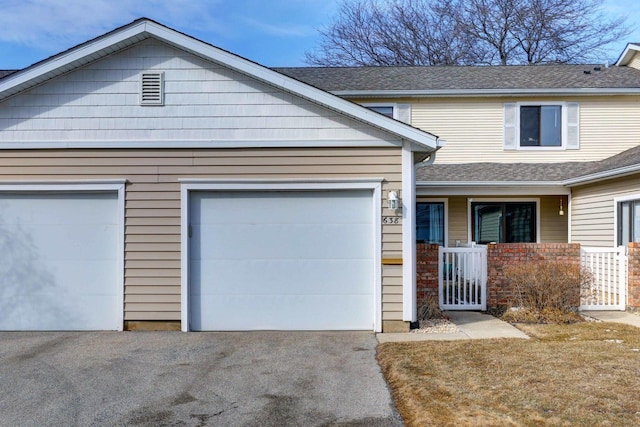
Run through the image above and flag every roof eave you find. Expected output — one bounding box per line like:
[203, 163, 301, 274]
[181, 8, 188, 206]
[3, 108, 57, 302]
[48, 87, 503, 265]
[616, 43, 640, 66]
[332, 88, 640, 98]
[417, 180, 565, 187]
[416, 181, 569, 196]
[563, 164, 640, 187]
[0, 20, 151, 100]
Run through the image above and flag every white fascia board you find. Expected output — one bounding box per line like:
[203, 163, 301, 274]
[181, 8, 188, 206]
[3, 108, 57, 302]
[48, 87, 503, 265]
[332, 88, 640, 98]
[563, 164, 640, 187]
[615, 43, 640, 66]
[0, 23, 147, 99]
[416, 182, 570, 196]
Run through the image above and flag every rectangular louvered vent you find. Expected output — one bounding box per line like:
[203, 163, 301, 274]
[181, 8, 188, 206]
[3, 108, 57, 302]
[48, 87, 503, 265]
[140, 72, 164, 105]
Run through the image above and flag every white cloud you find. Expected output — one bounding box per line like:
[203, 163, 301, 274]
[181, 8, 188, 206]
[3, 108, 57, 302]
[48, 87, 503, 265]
[0, 0, 228, 50]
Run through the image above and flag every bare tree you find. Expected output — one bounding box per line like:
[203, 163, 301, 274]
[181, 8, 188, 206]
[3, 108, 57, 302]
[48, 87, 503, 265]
[305, 0, 477, 66]
[306, 0, 630, 66]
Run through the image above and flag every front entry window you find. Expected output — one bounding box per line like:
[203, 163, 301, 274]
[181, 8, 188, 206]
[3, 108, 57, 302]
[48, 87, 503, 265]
[618, 199, 640, 245]
[417, 202, 444, 245]
[472, 202, 536, 244]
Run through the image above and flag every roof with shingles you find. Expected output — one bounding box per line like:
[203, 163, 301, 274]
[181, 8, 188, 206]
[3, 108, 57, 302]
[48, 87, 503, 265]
[274, 64, 640, 92]
[417, 144, 640, 184]
[0, 70, 16, 79]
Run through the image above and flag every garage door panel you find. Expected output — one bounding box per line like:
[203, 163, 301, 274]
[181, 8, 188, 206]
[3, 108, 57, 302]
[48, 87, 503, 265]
[0, 294, 119, 330]
[192, 224, 373, 260]
[0, 192, 120, 331]
[11, 224, 118, 261]
[191, 191, 371, 225]
[191, 294, 373, 331]
[189, 190, 376, 331]
[191, 259, 373, 296]
[0, 193, 116, 225]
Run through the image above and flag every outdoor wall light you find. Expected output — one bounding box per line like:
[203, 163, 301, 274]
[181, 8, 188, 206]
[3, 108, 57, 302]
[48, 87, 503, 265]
[388, 190, 400, 210]
[559, 198, 564, 216]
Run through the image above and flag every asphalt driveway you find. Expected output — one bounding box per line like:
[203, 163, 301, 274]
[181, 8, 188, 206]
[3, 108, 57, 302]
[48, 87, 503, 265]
[0, 331, 402, 426]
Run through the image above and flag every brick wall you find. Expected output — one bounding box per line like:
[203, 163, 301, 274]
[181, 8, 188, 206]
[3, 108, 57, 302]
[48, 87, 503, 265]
[415, 243, 582, 311]
[416, 243, 440, 308]
[486, 243, 581, 308]
[628, 243, 640, 309]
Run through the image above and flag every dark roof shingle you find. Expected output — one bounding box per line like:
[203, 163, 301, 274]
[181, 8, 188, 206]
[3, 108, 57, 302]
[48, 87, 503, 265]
[274, 65, 640, 92]
[0, 70, 17, 79]
[416, 144, 640, 184]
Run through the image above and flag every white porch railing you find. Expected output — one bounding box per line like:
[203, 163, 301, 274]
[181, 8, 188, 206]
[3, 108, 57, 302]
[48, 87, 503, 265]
[580, 246, 627, 311]
[439, 246, 487, 310]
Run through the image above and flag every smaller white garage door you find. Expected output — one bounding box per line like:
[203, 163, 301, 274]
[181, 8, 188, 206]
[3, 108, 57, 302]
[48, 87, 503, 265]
[189, 190, 375, 331]
[0, 192, 120, 330]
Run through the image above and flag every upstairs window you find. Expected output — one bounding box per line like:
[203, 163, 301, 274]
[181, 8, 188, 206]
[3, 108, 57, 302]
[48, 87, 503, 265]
[520, 105, 562, 147]
[504, 102, 579, 150]
[367, 106, 394, 118]
[361, 103, 412, 124]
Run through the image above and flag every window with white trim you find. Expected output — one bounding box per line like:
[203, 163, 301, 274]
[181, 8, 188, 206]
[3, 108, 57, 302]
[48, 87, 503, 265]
[504, 102, 579, 150]
[416, 202, 445, 245]
[362, 103, 412, 124]
[618, 199, 640, 245]
[471, 201, 536, 244]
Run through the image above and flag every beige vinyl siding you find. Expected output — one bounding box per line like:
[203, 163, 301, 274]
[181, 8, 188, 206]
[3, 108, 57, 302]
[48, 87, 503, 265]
[540, 196, 568, 242]
[408, 96, 640, 164]
[571, 175, 640, 247]
[0, 147, 402, 322]
[440, 195, 567, 245]
[627, 52, 640, 70]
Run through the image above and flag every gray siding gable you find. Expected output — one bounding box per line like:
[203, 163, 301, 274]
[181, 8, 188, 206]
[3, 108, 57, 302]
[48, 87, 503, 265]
[0, 39, 397, 145]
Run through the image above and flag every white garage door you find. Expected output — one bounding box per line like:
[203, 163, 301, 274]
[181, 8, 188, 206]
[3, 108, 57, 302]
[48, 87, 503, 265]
[0, 192, 120, 330]
[189, 190, 375, 331]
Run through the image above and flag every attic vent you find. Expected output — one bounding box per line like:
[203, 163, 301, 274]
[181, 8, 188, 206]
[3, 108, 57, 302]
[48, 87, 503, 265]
[140, 72, 164, 105]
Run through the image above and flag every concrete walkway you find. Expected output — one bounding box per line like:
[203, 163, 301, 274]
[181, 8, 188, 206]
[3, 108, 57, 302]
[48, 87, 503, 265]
[581, 310, 640, 328]
[377, 311, 529, 343]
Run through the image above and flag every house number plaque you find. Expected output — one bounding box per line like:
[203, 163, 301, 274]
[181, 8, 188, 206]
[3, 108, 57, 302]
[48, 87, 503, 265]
[382, 216, 401, 224]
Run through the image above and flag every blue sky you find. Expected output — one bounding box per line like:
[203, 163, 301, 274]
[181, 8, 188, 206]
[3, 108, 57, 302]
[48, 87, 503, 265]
[0, 0, 638, 70]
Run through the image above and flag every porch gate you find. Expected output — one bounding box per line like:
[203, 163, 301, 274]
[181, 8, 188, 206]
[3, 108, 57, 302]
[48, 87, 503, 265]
[438, 246, 487, 310]
[580, 246, 627, 311]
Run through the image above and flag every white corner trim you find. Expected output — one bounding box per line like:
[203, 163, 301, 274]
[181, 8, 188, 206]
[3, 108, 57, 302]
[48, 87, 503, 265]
[180, 178, 384, 332]
[402, 145, 416, 322]
[0, 181, 126, 331]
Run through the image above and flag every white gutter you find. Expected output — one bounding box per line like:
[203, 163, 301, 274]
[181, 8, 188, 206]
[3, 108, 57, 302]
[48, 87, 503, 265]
[562, 163, 640, 186]
[417, 180, 565, 187]
[332, 88, 640, 98]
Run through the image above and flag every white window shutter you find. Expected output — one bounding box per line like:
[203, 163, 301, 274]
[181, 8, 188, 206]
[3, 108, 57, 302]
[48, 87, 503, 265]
[503, 103, 517, 150]
[140, 72, 164, 106]
[396, 104, 412, 124]
[566, 103, 580, 150]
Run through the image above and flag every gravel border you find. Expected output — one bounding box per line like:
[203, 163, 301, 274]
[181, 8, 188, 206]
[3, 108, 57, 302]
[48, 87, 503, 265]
[411, 318, 460, 334]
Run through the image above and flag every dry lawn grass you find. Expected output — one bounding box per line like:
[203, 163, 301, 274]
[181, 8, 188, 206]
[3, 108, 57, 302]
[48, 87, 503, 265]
[378, 322, 640, 426]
